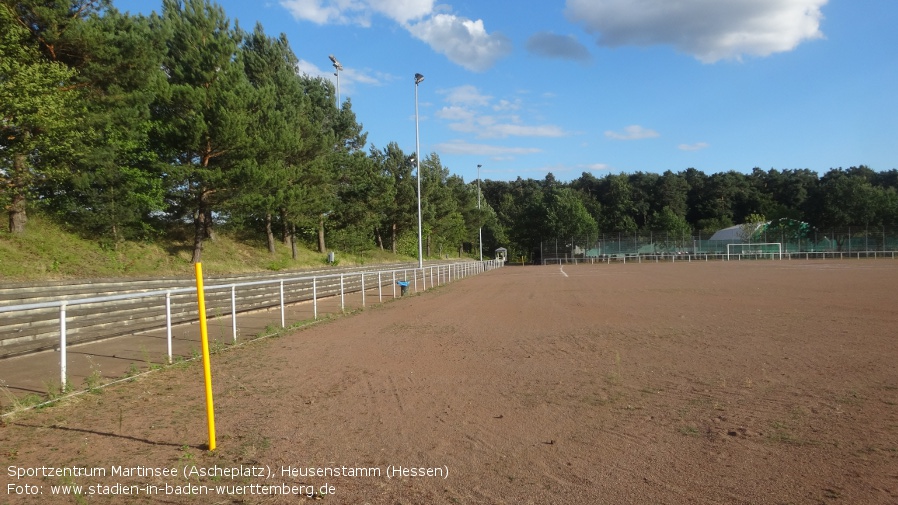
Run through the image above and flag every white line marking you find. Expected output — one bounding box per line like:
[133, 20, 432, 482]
[560, 266, 569, 277]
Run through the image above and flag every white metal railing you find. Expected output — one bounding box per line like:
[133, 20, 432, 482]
[0, 260, 505, 389]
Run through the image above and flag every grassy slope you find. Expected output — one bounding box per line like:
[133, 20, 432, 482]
[0, 215, 414, 282]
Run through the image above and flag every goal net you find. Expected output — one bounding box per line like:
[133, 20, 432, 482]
[726, 242, 783, 260]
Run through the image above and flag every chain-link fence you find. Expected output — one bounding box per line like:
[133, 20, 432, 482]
[539, 226, 898, 264]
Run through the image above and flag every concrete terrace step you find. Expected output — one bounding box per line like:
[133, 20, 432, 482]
[0, 262, 427, 358]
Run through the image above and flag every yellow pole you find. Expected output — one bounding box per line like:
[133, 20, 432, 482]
[194, 263, 216, 451]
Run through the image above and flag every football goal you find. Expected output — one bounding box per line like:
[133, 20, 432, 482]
[726, 242, 783, 261]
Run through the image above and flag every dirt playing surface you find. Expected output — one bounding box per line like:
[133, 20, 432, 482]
[2, 260, 897, 504]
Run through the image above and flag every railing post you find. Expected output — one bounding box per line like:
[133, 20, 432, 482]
[361, 273, 366, 308]
[378, 271, 382, 303]
[231, 285, 237, 343]
[59, 301, 67, 390]
[392, 271, 396, 298]
[313, 277, 318, 320]
[340, 274, 345, 312]
[280, 280, 285, 328]
[165, 291, 173, 364]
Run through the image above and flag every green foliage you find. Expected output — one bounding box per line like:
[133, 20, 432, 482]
[0, 212, 404, 281]
[650, 207, 692, 251]
[764, 218, 810, 243]
[419, 153, 471, 257]
[392, 230, 420, 258]
[332, 150, 392, 251]
[370, 143, 416, 254]
[599, 174, 639, 233]
[44, 9, 168, 242]
[152, 0, 255, 263]
[545, 187, 598, 239]
[807, 169, 886, 229]
[739, 213, 767, 241]
[696, 216, 734, 235]
[0, 1, 86, 232]
[229, 24, 319, 256]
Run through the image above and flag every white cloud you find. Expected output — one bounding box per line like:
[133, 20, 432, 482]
[281, 1, 511, 71]
[484, 123, 567, 138]
[435, 106, 476, 121]
[368, 0, 434, 23]
[441, 85, 492, 106]
[343, 68, 384, 86]
[565, 0, 827, 63]
[297, 59, 329, 78]
[678, 142, 710, 151]
[433, 140, 543, 156]
[447, 114, 566, 139]
[582, 163, 612, 171]
[406, 14, 513, 72]
[605, 125, 660, 140]
[280, 0, 339, 24]
[526, 32, 591, 62]
[296, 59, 392, 92]
[280, 0, 433, 25]
[493, 99, 522, 112]
[435, 85, 569, 139]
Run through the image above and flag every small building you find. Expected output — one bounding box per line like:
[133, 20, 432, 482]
[709, 223, 767, 242]
[494, 247, 507, 262]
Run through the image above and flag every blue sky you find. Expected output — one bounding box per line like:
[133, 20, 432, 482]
[114, 0, 897, 183]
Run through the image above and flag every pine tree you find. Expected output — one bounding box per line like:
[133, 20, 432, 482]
[0, 1, 86, 232]
[40, 9, 168, 242]
[151, 0, 254, 263]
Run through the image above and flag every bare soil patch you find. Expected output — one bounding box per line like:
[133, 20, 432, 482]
[2, 260, 897, 504]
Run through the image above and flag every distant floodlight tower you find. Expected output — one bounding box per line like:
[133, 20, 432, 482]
[329, 54, 343, 107]
[477, 164, 483, 262]
[414, 73, 425, 269]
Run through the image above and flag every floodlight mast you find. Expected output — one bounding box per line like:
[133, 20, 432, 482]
[414, 73, 424, 269]
[477, 164, 483, 262]
[329, 54, 343, 107]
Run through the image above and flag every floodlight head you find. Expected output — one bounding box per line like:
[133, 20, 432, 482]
[414, 73, 424, 84]
[477, 164, 482, 168]
[329, 54, 343, 70]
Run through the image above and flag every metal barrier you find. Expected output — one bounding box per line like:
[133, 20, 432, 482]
[0, 260, 504, 389]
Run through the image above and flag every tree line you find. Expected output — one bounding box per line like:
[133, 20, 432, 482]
[2, 1, 895, 264]
[484, 167, 898, 258]
[1, 0, 484, 263]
